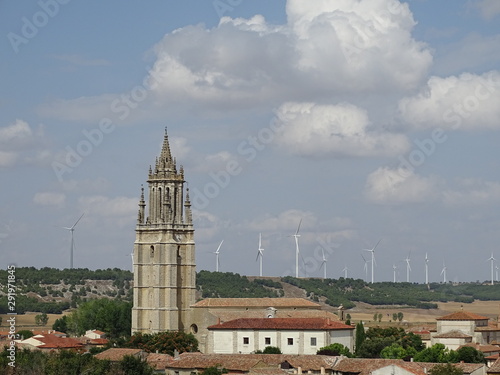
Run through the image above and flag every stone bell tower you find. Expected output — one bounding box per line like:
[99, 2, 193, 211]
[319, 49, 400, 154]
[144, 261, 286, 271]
[131, 128, 196, 334]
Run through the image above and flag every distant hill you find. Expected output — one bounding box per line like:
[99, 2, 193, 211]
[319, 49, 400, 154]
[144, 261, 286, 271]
[2, 268, 500, 314]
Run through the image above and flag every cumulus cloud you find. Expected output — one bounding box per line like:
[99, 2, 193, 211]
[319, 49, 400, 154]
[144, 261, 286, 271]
[273, 102, 410, 158]
[365, 167, 440, 203]
[248, 209, 317, 233]
[0, 120, 50, 168]
[33, 192, 66, 208]
[144, 0, 431, 109]
[443, 179, 500, 206]
[398, 71, 500, 130]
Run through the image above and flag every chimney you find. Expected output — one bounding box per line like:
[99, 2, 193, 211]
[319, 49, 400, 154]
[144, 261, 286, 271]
[298, 366, 302, 374]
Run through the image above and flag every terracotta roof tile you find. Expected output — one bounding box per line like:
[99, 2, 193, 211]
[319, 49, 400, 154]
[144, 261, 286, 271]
[146, 353, 173, 370]
[167, 353, 339, 372]
[208, 318, 354, 331]
[459, 343, 500, 353]
[433, 330, 472, 338]
[192, 298, 320, 308]
[30, 334, 84, 349]
[437, 311, 489, 321]
[213, 309, 339, 322]
[95, 348, 144, 361]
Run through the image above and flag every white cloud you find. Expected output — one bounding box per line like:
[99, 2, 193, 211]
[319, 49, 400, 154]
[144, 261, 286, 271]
[248, 209, 317, 233]
[33, 192, 66, 208]
[473, 0, 500, 20]
[365, 167, 440, 203]
[42, 0, 432, 121]
[77, 196, 137, 217]
[273, 102, 410, 158]
[443, 179, 500, 206]
[0, 119, 32, 142]
[398, 71, 500, 130]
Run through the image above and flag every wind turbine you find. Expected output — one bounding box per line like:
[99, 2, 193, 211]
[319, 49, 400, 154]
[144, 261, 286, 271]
[441, 261, 447, 283]
[496, 265, 499, 282]
[363, 239, 381, 284]
[319, 248, 327, 279]
[213, 240, 224, 272]
[341, 266, 349, 278]
[361, 254, 369, 282]
[425, 253, 429, 285]
[256, 233, 264, 277]
[291, 219, 302, 278]
[393, 264, 398, 283]
[488, 252, 496, 285]
[405, 251, 412, 283]
[61, 213, 84, 269]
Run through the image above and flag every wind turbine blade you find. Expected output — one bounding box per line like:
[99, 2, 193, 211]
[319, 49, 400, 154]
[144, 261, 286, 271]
[259, 233, 262, 248]
[295, 218, 302, 235]
[321, 248, 325, 260]
[373, 239, 382, 251]
[217, 240, 224, 253]
[71, 213, 85, 229]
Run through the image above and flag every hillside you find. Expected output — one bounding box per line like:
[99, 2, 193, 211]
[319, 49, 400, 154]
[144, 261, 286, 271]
[2, 268, 500, 316]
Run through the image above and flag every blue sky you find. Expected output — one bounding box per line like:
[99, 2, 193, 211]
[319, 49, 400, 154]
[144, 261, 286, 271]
[1, 0, 500, 283]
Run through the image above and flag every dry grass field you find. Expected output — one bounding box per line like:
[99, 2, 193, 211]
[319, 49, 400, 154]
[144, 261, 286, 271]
[0, 312, 67, 332]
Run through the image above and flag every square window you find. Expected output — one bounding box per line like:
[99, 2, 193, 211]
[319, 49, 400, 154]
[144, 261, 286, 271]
[265, 337, 271, 345]
[287, 338, 294, 345]
[310, 337, 317, 346]
[243, 337, 249, 345]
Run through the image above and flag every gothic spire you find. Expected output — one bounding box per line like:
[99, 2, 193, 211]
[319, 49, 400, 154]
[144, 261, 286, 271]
[160, 127, 173, 165]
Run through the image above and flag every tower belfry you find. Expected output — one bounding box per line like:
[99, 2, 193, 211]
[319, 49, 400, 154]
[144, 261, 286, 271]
[132, 128, 196, 334]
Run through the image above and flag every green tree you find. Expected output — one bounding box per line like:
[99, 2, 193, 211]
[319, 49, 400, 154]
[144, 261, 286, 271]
[355, 322, 366, 355]
[200, 366, 229, 375]
[262, 346, 282, 354]
[397, 312, 404, 322]
[380, 343, 416, 359]
[317, 343, 352, 357]
[120, 355, 154, 375]
[373, 313, 378, 322]
[456, 346, 485, 363]
[429, 363, 463, 375]
[414, 343, 457, 363]
[52, 315, 69, 333]
[127, 331, 198, 355]
[392, 313, 398, 321]
[377, 313, 382, 322]
[67, 298, 132, 338]
[16, 330, 34, 339]
[35, 312, 49, 326]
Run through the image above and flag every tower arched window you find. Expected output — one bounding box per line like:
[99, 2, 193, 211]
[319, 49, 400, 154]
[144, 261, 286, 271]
[150, 245, 154, 258]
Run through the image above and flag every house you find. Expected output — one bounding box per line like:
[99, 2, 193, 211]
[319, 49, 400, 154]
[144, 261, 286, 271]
[94, 348, 146, 361]
[85, 329, 106, 339]
[331, 358, 486, 375]
[431, 310, 500, 349]
[207, 317, 354, 354]
[17, 333, 84, 352]
[164, 353, 342, 375]
[190, 297, 342, 353]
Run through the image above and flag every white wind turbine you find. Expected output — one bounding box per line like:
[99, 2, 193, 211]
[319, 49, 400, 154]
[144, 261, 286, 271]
[320, 248, 327, 279]
[291, 219, 302, 278]
[496, 265, 499, 282]
[363, 239, 381, 284]
[213, 240, 224, 272]
[256, 233, 264, 277]
[342, 266, 349, 278]
[361, 254, 369, 282]
[405, 251, 412, 283]
[393, 264, 398, 283]
[425, 253, 429, 285]
[441, 261, 447, 283]
[488, 252, 496, 285]
[61, 213, 84, 269]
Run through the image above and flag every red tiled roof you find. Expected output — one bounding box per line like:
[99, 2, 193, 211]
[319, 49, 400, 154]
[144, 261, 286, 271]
[332, 358, 426, 375]
[31, 334, 84, 349]
[433, 330, 472, 339]
[192, 298, 320, 308]
[459, 343, 500, 353]
[437, 311, 489, 321]
[146, 353, 173, 370]
[167, 353, 339, 371]
[95, 348, 143, 361]
[489, 357, 500, 373]
[415, 362, 484, 374]
[208, 317, 354, 330]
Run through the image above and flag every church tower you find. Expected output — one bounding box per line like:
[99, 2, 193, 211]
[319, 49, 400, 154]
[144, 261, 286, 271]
[131, 129, 196, 334]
